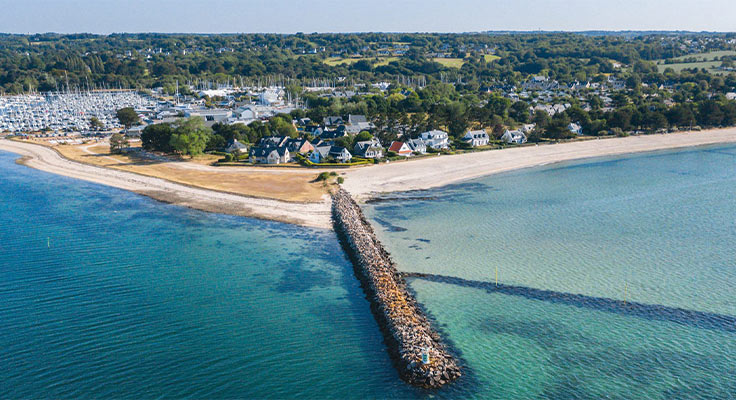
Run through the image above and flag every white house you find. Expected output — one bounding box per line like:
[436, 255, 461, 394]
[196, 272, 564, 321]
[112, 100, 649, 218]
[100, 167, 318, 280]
[462, 130, 490, 147]
[419, 129, 450, 149]
[568, 123, 583, 135]
[329, 146, 353, 163]
[501, 129, 527, 144]
[250, 146, 290, 164]
[353, 138, 384, 159]
[388, 141, 413, 157]
[309, 145, 352, 163]
[520, 123, 536, 133]
[405, 138, 427, 154]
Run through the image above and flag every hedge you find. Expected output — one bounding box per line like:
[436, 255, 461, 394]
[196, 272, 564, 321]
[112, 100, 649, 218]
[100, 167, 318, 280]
[295, 154, 372, 167]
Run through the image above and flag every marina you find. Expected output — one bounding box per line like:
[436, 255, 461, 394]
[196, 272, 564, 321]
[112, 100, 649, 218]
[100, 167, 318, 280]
[0, 90, 156, 133]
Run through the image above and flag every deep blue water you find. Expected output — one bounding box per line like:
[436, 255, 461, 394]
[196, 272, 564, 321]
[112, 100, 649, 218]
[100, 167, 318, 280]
[0, 150, 420, 398]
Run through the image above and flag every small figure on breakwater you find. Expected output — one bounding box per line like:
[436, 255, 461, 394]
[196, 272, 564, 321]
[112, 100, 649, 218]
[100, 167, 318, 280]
[331, 188, 461, 388]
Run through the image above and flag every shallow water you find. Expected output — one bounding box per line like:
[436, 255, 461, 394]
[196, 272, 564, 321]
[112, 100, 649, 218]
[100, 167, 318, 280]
[365, 144, 736, 399]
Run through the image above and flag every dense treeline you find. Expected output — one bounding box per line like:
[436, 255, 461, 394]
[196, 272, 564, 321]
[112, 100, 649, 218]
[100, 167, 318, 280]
[2, 32, 735, 94]
[8, 32, 736, 144]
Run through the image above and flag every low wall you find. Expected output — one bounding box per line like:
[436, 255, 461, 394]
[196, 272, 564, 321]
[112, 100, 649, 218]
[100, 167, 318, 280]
[331, 188, 461, 388]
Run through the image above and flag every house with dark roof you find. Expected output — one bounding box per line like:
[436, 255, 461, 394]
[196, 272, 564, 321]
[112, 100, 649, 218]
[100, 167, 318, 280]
[323, 116, 344, 126]
[353, 138, 384, 159]
[249, 146, 291, 164]
[320, 129, 348, 140]
[309, 145, 352, 163]
[462, 130, 490, 147]
[225, 138, 249, 153]
[329, 146, 353, 163]
[405, 138, 427, 154]
[257, 136, 289, 148]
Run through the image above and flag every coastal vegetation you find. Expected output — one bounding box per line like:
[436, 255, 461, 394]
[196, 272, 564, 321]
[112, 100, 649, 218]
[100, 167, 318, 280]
[3, 32, 736, 145]
[115, 107, 140, 130]
[108, 132, 128, 154]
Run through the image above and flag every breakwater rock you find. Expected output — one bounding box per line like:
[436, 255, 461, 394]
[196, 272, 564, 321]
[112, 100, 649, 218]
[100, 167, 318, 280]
[331, 188, 461, 388]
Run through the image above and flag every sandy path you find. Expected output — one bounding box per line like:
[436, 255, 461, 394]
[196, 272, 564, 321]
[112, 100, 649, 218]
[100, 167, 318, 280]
[342, 128, 736, 199]
[0, 139, 333, 229]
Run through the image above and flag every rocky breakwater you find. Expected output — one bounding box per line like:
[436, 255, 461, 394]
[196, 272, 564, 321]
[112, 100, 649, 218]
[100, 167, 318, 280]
[331, 188, 461, 388]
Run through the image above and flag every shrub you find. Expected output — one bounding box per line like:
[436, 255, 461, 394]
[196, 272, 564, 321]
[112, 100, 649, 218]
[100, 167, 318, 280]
[316, 172, 331, 181]
[329, 172, 337, 176]
[611, 127, 628, 137]
[337, 177, 344, 184]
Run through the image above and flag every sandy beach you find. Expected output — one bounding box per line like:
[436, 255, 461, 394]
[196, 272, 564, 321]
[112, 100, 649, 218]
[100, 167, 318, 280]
[0, 139, 333, 229]
[2, 128, 735, 228]
[342, 128, 736, 199]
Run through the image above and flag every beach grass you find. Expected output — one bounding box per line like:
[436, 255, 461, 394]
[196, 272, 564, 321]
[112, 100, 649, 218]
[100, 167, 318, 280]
[52, 142, 328, 202]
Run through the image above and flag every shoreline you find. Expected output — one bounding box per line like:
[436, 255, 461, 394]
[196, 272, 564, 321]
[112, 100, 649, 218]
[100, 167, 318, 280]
[342, 127, 736, 200]
[2, 128, 736, 228]
[0, 139, 333, 229]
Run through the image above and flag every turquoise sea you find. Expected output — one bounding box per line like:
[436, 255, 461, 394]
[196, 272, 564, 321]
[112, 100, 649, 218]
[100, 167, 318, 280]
[1, 144, 735, 399]
[365, 144, 736, 399]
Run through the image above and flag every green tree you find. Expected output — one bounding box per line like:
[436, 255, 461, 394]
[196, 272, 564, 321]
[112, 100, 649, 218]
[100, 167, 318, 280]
[353, 131, 373, 145]
[141, 123, 174, 152]
[543, 115, 573, 140]
[334, 136, 352, 148]
[509, 101, 530, 123]
[268, 115, 297, 137]
[116, 107, 140, 131]
[89, 116, 104, 131]
[169, 117, 211, 156]
[109, 133, 129, 154]
[206, 134, 226, 152]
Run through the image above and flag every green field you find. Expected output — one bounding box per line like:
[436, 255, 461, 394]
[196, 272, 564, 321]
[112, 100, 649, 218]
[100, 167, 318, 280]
[662, 50, 736, 63]
[432, 55, 498, 68]
[656, 50, 736, 74]
[432, 58, 465, 68]
[657, 61, 723, 73]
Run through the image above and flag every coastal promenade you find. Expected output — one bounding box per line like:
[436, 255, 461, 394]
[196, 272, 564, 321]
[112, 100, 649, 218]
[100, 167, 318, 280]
[332, 188, 461, 388]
